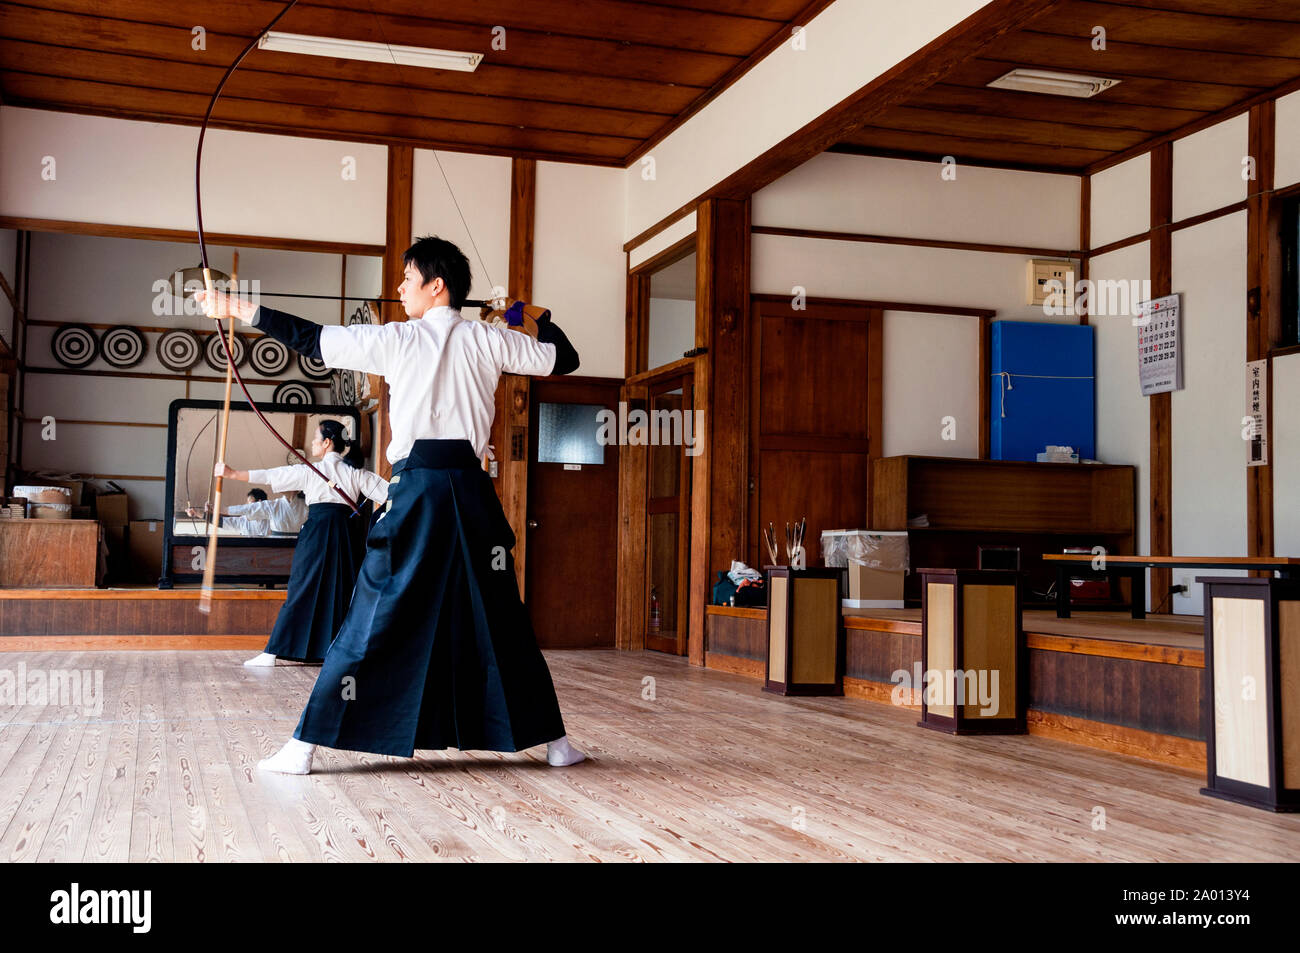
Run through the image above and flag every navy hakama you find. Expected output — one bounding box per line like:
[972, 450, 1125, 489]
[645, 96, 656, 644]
[263, 502, 359, 663]
[293, 439, 566, 757]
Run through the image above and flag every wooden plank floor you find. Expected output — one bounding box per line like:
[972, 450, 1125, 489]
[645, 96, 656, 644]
[0, 649, 1297, 862]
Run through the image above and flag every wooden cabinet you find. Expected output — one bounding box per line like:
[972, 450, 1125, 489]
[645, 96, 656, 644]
[870, 456, 1137, 606]
[0, 519, 101, 587]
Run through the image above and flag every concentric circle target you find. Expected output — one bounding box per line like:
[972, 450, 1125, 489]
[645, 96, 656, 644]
[157, 329, 202, 372]
[298, 353, 331, 380]
[273, 381, 313, 405]
[203, 330, 247, 372]
[101, 326, 147, 368]
[51, 324, 98, 369]
[249, 336, 290, 376]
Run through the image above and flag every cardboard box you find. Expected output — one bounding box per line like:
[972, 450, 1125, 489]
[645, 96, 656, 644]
[95, 492, 128, 528]
[127, 519, 165, 584]
[848, 563, 905, 608]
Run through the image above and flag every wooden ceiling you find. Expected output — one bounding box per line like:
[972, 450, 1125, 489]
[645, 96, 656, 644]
[0, 0, 829, 165]
[5, 1, 1299, 178]
[834, 0, 1300, 174]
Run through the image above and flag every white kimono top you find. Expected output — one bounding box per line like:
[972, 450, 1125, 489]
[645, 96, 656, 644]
[226, 495, 309, 534]
[247, 451, 389, 513]
[317, 306, 558, 463]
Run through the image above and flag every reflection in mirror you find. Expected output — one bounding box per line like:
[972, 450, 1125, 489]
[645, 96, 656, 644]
[172, 407, 356, 538]
[648, 251, 695, 370]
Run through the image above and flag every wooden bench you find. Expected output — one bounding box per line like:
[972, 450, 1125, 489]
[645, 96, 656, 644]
[1042, 554, 1300, 619]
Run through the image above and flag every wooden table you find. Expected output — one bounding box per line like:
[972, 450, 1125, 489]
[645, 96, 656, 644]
[1042, 554, 1300, 619]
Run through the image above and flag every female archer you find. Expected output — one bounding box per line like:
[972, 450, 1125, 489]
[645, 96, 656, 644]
[217, 419, 388, 666]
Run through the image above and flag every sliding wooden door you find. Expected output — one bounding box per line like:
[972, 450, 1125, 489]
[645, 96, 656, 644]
[747, 297, 882, 570]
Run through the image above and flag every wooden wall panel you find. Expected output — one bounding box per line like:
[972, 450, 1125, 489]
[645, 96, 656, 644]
[748, 298, 880, 570]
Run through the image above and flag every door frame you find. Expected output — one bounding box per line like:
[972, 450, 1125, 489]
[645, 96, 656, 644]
[644, 372, 694, 655]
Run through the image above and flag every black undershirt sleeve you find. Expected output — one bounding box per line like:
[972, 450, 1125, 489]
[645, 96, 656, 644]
[536, 319, 580, 375]
[251, 306, 324, 360]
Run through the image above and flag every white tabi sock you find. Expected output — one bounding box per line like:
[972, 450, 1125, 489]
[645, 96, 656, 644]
[547, 735, 585, 767]
[258, 737, 316, 775]
[244, 652, 278, 667]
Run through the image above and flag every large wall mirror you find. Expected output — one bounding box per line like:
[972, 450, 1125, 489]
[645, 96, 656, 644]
[161, 398, 364, 587]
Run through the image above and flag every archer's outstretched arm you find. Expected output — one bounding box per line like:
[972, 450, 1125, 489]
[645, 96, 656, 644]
[251, 306, 325, 361]
[195, 291, 389, 376]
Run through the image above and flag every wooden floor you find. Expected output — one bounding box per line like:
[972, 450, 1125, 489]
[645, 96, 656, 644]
[1, 648, 1297, 862]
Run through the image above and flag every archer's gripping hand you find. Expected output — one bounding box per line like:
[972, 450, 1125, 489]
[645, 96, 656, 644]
[195, 288, 257, 324]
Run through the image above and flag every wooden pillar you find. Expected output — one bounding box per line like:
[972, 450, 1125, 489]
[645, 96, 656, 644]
[495, 158, 536, 595]
[1078, 174, 1090, 326]
[378, 144, 414, 481]
[977, 314, 990, 459]
[616, 381, 649, 650]
[688, 197, 750, 665]
[1149, 143, 1173, 602]
[1247, 102, 1276, 570]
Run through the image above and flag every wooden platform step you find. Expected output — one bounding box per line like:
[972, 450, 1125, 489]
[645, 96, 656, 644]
[0, 587, 283, 644]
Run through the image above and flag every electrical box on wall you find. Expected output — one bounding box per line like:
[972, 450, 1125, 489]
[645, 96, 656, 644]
[1027, 259, 1074, 307]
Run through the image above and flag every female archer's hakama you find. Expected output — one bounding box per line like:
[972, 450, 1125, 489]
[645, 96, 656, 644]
[247, 453, 388, 663]
[249, 303, 581, 759]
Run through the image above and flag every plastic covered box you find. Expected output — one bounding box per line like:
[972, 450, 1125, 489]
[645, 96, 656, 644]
[821, 529, 909, 609]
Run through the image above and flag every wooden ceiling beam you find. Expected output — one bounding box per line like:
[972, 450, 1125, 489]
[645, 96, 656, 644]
[873, 103, 1150, 151]
[920, 82, 1205, 131]
[289, 0, 783, 56]
[1008, 30, 1300, 86]
[14, 1, 741, 87]
[838, 126, 1109, 172]
[1030, 0, 1300, 54]
[0, 41, 668, 140]
[0, 8, 707, 114]
[0, 74, 639, 162]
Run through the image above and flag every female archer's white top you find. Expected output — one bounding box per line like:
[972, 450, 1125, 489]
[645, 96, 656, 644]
[247, 450, 389, 509]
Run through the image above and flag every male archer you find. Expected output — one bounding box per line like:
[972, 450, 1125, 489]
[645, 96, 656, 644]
[199, 235, 585, 773]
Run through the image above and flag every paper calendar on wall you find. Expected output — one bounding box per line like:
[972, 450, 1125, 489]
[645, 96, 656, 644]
[1136, 293, 1182, 396]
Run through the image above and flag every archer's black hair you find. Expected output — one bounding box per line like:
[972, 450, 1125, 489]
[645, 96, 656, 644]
[403, 235, 471, 309]
[318, 419, 364, 468]
[246, 488, 267, 502]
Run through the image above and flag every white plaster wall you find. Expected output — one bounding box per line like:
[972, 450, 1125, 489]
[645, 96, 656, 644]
[1090, 153, 1150, 248]
[1172, 114, 1248, 223]
[0, 107, 386, 244]
[411, 149, 510, 305]
[1169, 212, 1249, 615]
[534, 161, 627, 380]
[882, 311, 980, 458]
[754, 152, 1079, 250]
[1089, 240, 1152, 609]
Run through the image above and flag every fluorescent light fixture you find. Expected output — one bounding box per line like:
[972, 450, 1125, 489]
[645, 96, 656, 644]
[987, 68, 1120, 98]
[258, 31, 482, 72]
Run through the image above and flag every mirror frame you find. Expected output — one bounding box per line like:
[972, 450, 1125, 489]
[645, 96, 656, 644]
[159, 398, 363, 588]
